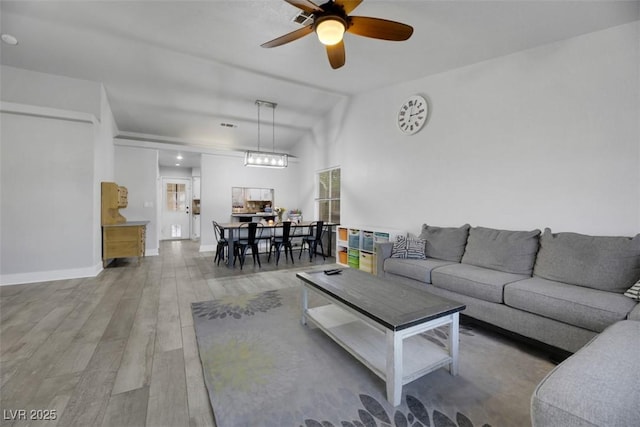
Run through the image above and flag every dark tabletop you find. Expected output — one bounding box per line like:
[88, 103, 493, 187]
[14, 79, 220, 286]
[297, 268, 465, 331]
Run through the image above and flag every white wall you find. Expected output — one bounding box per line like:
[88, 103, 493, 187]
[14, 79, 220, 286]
[1, 65, 102, 118]
[93, 85, 117, 266]
[1, 113, 96, 279]
[0, 66, 114, 285]
[306, 22, 639, 237]
[159, 166, 192, 179]
[200, 153, 301, 251]
[114, 145, 159, 256]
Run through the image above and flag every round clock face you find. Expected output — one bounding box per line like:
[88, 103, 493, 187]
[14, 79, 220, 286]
[397, 95, 428, 134]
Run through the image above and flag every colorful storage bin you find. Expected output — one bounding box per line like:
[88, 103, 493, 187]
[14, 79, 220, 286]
[348, 248, 360, 268]
[359, 252, 373, 273]
[338, 250, 348, 265]
[348, 229, 360, 248]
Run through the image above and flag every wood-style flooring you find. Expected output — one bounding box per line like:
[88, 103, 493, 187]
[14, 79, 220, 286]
[0, 240, 335, 427]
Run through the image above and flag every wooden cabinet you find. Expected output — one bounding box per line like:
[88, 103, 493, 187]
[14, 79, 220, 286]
[102, 222, 148, 267]
[101, 181, 149, 267]
[101, 182, 128, 225]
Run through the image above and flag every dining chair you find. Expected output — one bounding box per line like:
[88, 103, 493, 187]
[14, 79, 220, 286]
[268, 221, 294, 266]
[212, 220, 228, 266]
[299, 220, 326, 261]
[234, 222, 263, 269]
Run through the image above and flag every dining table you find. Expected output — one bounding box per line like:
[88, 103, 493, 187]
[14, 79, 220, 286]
[216, 221, 339, 267]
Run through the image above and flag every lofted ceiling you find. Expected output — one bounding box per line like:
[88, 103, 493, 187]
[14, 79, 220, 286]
[1, 1, 639, 167]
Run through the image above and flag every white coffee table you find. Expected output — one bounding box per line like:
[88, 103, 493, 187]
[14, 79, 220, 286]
[297, 268, 466, 406]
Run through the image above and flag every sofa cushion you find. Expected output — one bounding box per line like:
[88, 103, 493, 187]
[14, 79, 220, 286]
[531, 320, 640, 427]
[504, 277, 637, 333]
[533, 228, 640, 293]
[418, 223, 470, 262]
[431, 263, 529, 303]
[390, 235, 426, 259]
[461, 226, 541, 275]
[384, 258, 456, 284]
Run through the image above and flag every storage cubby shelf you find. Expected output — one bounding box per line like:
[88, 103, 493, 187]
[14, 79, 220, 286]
[336, 225, 404, 275]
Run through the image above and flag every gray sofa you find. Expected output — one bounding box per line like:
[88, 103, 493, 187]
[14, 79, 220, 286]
[530, 319, 640, 426]
[375, 224, 640, 353]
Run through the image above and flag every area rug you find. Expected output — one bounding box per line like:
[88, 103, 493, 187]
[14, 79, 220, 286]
[192, 282, 554, 427]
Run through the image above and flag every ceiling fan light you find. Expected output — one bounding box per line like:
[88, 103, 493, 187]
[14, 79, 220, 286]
[316, 18, 345, 46]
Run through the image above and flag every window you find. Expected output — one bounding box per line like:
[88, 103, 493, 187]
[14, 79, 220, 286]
[317, 167, 340, 223]
[166, 183, 187, 212]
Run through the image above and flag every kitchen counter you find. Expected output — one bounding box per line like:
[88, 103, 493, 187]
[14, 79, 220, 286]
[231, 213, 276, 222]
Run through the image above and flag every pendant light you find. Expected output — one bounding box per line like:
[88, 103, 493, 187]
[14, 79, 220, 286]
[244, 100, 288, 168]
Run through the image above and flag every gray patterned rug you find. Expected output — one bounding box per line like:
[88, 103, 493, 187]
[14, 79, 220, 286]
[192, 277, 554, 427]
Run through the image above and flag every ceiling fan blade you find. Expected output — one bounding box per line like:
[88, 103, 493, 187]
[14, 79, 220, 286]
[326, 40, 346, 69]
[347, 16, 413, 41]
[285, 0, 323, 13]
[261, 24, 314, 48]
[334, 0, 362, 15]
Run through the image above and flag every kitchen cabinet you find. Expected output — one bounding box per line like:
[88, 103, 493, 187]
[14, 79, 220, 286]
[231, 187, 274, 213]
[193, 177, 201, 199]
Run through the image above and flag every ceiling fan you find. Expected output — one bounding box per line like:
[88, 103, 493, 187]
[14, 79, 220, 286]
[261, 0, 413, 69]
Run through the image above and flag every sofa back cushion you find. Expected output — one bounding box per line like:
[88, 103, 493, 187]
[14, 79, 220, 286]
[461, 226, 541, 275]
[533, 228, 640, 293]
[418, 223, 470, 262]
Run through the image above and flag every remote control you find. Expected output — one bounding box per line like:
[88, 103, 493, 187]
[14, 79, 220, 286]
[324, 269, 342, 275]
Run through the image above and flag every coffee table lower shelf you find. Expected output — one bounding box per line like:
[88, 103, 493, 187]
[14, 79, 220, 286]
[305, 304, 453, 399]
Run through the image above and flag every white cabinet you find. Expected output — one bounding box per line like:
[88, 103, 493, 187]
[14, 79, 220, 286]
[336, 225, 405, 274]
[192, 177, 201, 199]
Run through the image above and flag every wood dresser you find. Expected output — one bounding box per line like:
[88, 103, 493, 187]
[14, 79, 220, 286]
[101, 182, 149, 267]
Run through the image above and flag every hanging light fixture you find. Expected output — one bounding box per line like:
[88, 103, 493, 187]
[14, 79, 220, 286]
[244, 100, 288, 168]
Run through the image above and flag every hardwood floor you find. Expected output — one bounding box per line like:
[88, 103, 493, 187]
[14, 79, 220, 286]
[0, 240, 335, 427]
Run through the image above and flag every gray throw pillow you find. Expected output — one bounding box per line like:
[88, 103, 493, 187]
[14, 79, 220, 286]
[533, 228, 640, 293]
[461, 226, 541, 275]
[418, 223, 470, 262]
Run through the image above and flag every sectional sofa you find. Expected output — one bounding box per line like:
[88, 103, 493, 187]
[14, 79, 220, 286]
[376, 223, 640, 426]
[375, 224, 640, 353]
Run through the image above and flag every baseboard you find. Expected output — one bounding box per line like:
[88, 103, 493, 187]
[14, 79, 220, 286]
[0, 262, 103, 286]
[199, 244, 216, 253]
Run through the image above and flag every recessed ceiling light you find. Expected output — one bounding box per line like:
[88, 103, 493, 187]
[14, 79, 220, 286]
[176, 155, 183, 160]
[175, 163, 181, 166]
[1, 34, 18, 46]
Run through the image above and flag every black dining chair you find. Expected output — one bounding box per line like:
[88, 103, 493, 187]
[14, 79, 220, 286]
[268, 221, 295, 266]
[212, 220, 228, 266]
[299, 221, 326, 262]
[234, 222, 263, 269]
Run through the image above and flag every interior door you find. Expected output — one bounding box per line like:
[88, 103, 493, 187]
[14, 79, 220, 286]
[161, 177, 191, 240]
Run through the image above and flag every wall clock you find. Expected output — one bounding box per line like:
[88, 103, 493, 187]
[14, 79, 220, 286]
[397, 95, 428, 135]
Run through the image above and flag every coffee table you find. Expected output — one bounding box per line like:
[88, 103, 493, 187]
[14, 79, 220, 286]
[296, 268, 466, 406]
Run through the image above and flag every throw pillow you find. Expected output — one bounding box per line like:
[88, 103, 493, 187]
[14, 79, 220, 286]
[418, 223, 470, 262]
[391, 235, 427, 259]
[623, 280, 640, 301]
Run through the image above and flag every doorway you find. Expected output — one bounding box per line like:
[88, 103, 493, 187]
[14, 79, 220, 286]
[161, 177, 191, 240]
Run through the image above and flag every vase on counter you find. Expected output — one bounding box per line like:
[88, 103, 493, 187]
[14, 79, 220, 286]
[277, 212, 283, 222]
[289, 214, 302, 223]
